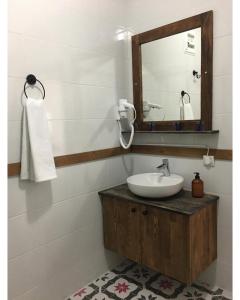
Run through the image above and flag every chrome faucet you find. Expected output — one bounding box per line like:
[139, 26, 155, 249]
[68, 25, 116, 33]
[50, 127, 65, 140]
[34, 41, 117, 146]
[156, 159, 170, 176]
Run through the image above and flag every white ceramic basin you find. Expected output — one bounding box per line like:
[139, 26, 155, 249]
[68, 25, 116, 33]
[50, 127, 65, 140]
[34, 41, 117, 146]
[127, 173, 184, 198]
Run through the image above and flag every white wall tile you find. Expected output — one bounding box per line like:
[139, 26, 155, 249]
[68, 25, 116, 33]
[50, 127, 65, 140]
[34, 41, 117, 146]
[212, 113, 232, 149]
[8, 121, 21, 163]
[8, 247, 46, 299]
[8, 33, 125, 89]
[213, 35, 232, 77]
[125, 0, 232, 38]
[8, 155, 126, 298]
[8, 212, 42, 259]
[213, 75, 232, 115]
[198, 260, 232, 292]
[8, 2, 126, 299]
[8, 168, 72, 218]
[8, 0, 125, 58]
[8, 118, 120, 163]
[217, 227, 232, 266]
[217, 194, 232, 232]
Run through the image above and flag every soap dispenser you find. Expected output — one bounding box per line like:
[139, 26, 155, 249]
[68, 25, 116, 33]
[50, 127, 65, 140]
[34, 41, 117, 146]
[192, 172, 204, 198]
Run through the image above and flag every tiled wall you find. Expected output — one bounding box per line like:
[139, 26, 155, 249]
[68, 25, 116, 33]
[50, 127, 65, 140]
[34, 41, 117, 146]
[8, 0, 129, 161]
[8, 1, 129, 299]
[8, 157, 130, 300]
[8, 0, 232, 298]
[125, 0, 232, 292]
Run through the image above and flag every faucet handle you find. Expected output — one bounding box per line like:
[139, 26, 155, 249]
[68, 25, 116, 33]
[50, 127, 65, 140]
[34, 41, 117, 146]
[162, 158, 169, 165]
[156, 159, 169, 169]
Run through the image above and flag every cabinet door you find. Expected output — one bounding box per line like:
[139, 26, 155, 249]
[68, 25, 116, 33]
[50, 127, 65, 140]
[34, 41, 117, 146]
[141, 206, 189, 283]
[102, 197, 142, 263]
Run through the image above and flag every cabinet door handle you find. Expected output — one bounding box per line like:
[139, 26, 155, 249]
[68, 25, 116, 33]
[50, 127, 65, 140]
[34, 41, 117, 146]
[131, 207, 136, 213]
[142, 210, 148, 215]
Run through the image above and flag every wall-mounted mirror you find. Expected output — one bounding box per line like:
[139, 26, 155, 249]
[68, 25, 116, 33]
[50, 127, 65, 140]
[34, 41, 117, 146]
[132, 11, 213, 131]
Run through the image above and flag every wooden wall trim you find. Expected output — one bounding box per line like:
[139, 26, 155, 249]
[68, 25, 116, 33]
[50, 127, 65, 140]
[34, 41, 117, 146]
[131, 145, 232, 161]
[8, 147, 130, 177]
[8, 144, 232, 177]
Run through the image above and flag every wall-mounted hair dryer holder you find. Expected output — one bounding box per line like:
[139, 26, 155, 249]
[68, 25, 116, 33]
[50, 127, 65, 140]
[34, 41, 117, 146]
[117, 99, 136, 149]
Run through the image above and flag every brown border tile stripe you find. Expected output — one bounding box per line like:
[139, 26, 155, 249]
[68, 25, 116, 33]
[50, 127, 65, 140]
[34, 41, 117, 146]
[8, 145, 232, 177]
[8, 147, 130, 177]
[131, 145, 232, 161]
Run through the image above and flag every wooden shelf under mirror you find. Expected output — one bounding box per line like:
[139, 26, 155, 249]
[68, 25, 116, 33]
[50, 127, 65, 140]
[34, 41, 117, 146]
[123, 130, 219, 134]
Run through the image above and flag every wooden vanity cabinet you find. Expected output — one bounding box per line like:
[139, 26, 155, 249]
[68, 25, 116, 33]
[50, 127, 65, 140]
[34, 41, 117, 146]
[102, 197, 142, 262]
[101, 192, 217, 285]
[141, 205, 189, 283]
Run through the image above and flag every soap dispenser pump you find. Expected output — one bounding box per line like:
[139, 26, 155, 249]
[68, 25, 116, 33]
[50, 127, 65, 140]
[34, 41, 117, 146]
[192, 172, 204, 198]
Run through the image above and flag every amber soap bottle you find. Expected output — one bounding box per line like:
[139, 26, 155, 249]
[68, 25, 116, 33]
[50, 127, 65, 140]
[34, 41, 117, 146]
[192, 172, 204, 198]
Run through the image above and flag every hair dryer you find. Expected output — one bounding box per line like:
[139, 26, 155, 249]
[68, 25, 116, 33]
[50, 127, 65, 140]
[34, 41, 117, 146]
[117, 99, 136, 149]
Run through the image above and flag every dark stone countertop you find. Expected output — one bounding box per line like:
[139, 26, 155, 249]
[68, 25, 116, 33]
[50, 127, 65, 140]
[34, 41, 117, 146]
[98, 184, 219, 216]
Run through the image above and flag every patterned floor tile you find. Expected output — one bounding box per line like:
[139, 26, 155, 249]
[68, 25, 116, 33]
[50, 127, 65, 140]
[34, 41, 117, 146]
[93, 271, 117, 288]
[132, 288, 166, 300]
[177, 285, 212, 300]
[66, 283, 99, 300]
[124, 264, 156, 285]
[101, 274, 142, 299]
[66, 260, 232, 300]
[112, 260, 137, 274]
[145, 273, 185, 299]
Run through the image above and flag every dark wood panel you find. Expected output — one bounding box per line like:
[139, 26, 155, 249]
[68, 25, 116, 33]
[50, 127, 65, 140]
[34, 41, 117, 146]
[100, 194, 218, 284]
[201, 11, 213, 130]
[189, 202, 217, 282]
[132, 11, 213, 131]
[101, 196, 119, 252]
[8, 147, 130, 177]
[132, 130, 219, 134]
[131, 145, 232, 161]
[132, 34, 143, 129]
[101, 197, 142, 263]
[99, 185, 219, 216]
[141, 206, 189, 283]
[8, 144, 231, 178]
[8, 163, 21, 177]
[137, 12, 211, 44]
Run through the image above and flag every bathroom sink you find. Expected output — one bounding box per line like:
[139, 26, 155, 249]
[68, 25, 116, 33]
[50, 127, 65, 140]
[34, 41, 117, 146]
[127, 173, 184, 198]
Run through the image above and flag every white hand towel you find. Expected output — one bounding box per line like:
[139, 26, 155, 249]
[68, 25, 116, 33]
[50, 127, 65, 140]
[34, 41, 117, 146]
[21, 98, 57, 182]
[183, 103, 194, 120]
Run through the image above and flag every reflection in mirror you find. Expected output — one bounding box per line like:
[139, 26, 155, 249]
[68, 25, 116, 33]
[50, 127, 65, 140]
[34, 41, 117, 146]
[142, 28, 201, 122]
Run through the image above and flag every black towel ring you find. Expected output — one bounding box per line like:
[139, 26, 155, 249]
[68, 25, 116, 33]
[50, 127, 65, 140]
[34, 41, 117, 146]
[24, 74, 46, 99]
[181, 90, 191, 104]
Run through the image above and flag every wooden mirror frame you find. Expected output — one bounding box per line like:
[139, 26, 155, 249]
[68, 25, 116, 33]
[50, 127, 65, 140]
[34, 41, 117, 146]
[132, 11, 213, 131]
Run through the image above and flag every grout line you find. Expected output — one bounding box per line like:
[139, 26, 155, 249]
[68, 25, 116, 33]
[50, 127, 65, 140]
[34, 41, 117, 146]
[8, 75, 129, 91]
[8, 30, 125, 60]
[8, 118, 118, 122]
[8, 173, 128, 219]
[8, 74, 127, 91]
[213, 74, 232, 79]
[8, 179, 231, 220]
[11, 285, 38, 300]
[214, 33, 232, 39]
[8, 188, 101, 220]
[8, 222, 97, 262]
